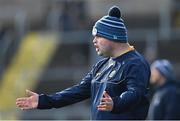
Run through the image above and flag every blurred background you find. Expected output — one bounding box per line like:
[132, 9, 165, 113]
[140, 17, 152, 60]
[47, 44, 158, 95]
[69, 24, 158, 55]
[0, 0, 180, 120]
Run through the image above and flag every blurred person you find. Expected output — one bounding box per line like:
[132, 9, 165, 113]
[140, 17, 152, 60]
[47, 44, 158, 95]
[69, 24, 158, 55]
[148, 59, 180, 120]
[16, 6, 150, 120]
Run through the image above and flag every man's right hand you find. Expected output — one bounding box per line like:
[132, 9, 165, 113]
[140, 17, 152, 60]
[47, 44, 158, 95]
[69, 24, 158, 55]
[16, 90, 39, 110]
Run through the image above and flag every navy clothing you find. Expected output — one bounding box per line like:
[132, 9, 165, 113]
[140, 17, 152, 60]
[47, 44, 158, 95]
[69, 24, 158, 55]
[37, 50, 150, 120]
[148, 81, 180, 120]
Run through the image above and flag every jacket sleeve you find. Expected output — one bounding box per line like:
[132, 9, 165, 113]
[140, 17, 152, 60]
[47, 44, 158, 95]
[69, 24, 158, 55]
[111, 62, 150, 113]
[164, 90, 179, 119]
[37, 68, 94, 109]
[147, 88, 178, 120]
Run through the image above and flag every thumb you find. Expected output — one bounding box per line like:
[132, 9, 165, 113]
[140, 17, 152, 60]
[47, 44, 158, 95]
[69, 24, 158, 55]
[103, 91, 110, 98]
[26, 89, 36, 96]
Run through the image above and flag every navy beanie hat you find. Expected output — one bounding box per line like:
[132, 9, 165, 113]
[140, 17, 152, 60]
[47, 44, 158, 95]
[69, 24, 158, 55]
[92, 6, 128, 43]
[151, 59, 173, 80]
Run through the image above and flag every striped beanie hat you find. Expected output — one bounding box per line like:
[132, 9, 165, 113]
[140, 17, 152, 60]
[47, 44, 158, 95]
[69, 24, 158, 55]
[151, 59, 174, 80]
[92, 6, 128, 43]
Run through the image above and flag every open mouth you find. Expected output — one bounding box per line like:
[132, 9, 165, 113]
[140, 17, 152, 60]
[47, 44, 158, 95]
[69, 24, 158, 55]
[94, 44, 99, 52]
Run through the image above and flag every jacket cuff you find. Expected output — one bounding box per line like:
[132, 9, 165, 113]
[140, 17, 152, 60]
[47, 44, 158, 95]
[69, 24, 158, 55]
[37, 94, 51, 109]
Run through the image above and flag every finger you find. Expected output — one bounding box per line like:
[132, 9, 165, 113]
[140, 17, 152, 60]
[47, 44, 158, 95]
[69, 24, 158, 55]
[98, 107, 107, 111]
[101, 98, 111, 102]
[16, 100, 28, 105]
[16, 98, 28, 102]
[99, 101, 111, 106]
[16, 100, 27, 105]
[26, 89, 36, 96]
[16, 102, 29, 108]
[103, 91, 110, 98]
[16, 103, 23, 107]
[16, 101, 27, 108]
[16, 101, 24, 105]
[17, 104, 26, 108]
[19, 102, 34, 110]
[16, 99, 30, 107]
[16, 102, 22, 107]
[97, 104, 106, 108]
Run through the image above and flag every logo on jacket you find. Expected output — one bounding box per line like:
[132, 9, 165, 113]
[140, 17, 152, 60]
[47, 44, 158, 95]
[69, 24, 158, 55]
[109, 70, 116, 78]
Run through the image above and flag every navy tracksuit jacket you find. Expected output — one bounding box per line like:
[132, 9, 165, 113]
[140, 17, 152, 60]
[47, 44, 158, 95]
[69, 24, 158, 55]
[37, 50, 150, 120]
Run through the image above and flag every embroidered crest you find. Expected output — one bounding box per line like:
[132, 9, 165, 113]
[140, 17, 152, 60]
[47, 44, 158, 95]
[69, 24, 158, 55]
[113, 35, 117, 39]
[109, 70, 116, 78]
[92, 27, 97, 36]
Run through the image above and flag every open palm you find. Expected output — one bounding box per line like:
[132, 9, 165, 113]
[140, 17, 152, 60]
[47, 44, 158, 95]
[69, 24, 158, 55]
[16, 90, 39, 110]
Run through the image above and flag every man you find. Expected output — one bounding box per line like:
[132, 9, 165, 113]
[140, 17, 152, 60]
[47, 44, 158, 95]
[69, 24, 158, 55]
[148, 59, 180, 120]
[16, 6, 150, 120]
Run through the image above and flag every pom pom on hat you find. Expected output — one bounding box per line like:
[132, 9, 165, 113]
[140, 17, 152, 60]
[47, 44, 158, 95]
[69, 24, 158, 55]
[108, 6, 121, 18]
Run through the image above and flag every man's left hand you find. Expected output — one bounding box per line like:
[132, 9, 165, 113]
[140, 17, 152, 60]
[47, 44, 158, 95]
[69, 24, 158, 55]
[97, 91, 113, 111]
